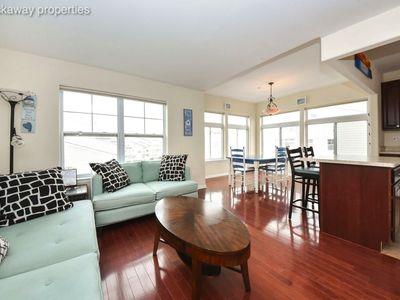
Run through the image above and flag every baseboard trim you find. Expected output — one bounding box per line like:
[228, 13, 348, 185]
[205, 173, 228, 179]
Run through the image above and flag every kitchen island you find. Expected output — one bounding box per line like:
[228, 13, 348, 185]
[318, 155, 400, 251]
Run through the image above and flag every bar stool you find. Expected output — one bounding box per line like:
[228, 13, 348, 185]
[303, 146, 319, 205]
[286, 147, 320, 219]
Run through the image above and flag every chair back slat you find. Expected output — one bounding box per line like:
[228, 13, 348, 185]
[303, 146, 316, 167]
[230, 147, 245, 172]
[286, 147, 304, 172]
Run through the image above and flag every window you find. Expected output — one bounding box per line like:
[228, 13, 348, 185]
[306, 101, 369, 156]
[204, 112, 224, 160]
[261, 111, 300, 157]
[307, 101, 367, 120]
[307, 123, 334, 156]
[227, 115, 249, 153]
[61, 90, 165, 175]
[262, 128, 280, 158]
[124, 100, 164, 162]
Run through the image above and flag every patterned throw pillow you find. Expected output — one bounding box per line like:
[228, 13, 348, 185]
[0, 236, 9, 265]
[89, 159, 130, 192]
[0, 167, 73, 227]
[158, 154, 188, 181]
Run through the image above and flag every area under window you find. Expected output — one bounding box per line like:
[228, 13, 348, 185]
[306, 101, 369, 156]
[227, 115, 249, 153]
[204, 112, 224, 160]
[61, 90, 165, 175]
[261, 111, 300, 157]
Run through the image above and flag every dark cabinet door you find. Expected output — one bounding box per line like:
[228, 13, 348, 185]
[382, 80, 400, 130]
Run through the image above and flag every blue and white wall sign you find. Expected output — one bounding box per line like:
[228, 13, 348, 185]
[183, 108, 193, 136]
[21, 95, 37, 133]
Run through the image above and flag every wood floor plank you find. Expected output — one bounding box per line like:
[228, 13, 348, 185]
[99, 176, 400, 299]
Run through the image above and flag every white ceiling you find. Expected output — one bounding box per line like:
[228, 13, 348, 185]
[0, 0, 399, 92]
[365, 40, 400, 74]
[207, 41, 347, 102]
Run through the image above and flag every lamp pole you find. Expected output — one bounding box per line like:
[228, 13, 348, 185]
[9, 101, 17, 174]
[1, 90, 30, 174]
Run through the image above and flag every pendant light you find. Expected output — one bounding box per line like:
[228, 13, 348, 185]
[262, 82, 279, 116]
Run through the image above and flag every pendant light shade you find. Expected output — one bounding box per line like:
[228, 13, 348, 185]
[262, 82, 280, 116]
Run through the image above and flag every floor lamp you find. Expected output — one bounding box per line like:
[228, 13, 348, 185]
[0, 90, 33, 174]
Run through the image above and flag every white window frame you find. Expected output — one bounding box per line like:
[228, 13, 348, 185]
[227, 114, 249, 155]
[60, 88, 166, 177]
[305, 100, 370, 156]
[204, 112, 224, 161]
[260, 111, 300, 156]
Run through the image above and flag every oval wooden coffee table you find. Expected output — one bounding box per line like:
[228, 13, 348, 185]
[153, 196, 251, 300]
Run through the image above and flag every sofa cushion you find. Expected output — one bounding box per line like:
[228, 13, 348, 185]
[90, 159, 130, 192]
[158, 154, 188, 181]
[142, 160, 161, 182]
[145, 180, 198, 200]
[0, 167, 73, 227]
[0, 200, 98, 279]
[92, 183, 155, 211]
[0, 253, 102, 300]
[122, 161, 143, 183]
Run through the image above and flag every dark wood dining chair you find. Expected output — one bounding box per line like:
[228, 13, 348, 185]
[303, 146, 319, 206]
[286, 147, 320, 219]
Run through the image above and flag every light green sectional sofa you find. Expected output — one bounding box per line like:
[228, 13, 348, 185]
[92, 160, 198, 227]
[0, 200, 102, 300]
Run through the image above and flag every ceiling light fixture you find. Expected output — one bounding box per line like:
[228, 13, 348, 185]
[262, 82, 279, 116]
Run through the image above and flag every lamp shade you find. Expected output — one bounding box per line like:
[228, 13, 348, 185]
[11, 134, 24, 147]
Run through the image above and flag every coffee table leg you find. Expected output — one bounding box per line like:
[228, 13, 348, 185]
[192, 258, 202, 300]
[241, 261, 251, 292]
[153, 227, 160, 256]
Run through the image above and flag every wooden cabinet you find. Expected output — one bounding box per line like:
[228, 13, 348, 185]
[320, 163, 392, 251]
[382, 80, 400, 130]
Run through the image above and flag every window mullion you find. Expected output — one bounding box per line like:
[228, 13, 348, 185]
[209, 127, 212, 159]
[91, 94, 94, 132]
[333, 122, 337, 155]
[117, 98, 125, 162]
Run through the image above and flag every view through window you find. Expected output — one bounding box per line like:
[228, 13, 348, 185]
[204, 112, 224, 160]
[227, 115, 249, 153]
[261, 111, 300, 157]
[306, 101, 368, 156]
[62, 90, 165, 174]
[260, 101, 369, 157]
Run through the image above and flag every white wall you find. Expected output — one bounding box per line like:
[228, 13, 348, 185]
[0, 48, 206, 187]
[321, 6, 400, 61]
[382, 69, 400, 82]
[204, 94, 256, 178]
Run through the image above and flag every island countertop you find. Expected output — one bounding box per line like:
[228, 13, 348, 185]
[311, 155, 400, 168]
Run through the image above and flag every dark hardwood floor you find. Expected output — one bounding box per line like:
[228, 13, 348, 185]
[98, 176, 400, 299]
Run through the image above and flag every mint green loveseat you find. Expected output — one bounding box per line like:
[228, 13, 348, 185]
[0, 200, 102, 300]
[92, 161, 198, 227]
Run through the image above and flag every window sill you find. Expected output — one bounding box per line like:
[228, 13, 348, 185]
[205, 159, 228, 163]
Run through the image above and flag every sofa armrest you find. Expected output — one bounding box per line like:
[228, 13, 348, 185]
[91, 174, 103, 198]
[185, 166, 191, 180]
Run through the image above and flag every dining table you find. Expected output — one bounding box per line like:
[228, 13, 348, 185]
[227, 155, 276, 192]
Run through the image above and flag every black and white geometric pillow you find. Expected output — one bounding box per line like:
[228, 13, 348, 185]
[0, 167, 73, 227]
[89, 159, 130, 192]
[158, 154, 188, 181]
[0, 236, 9, 265]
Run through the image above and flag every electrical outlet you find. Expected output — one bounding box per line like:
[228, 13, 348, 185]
[392, 136, 400, 142]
